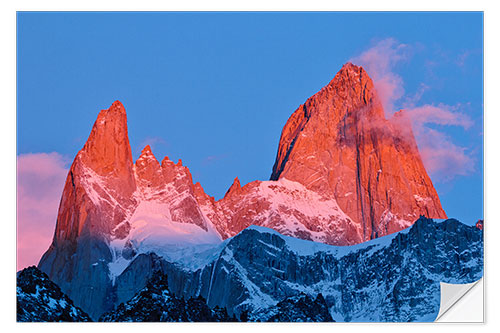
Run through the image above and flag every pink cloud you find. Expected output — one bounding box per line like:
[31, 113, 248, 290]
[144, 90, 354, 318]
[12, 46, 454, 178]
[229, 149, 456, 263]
[406, 104, 473, 129]
[352, 38, 476, 182]
[416, 128, 475, 180]
[402, 104, 474, 179]
[403, 83, 430, 107]
[401, 101, 474, 178]
[351, 38, 409, 115]
[17, 152, 69, 271]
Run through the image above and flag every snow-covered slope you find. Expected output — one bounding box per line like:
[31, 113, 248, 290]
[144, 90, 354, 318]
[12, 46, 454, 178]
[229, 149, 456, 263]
[207, 178, 364, 245]
[107, 200, 222, 282]
[110, 217, 483, 322]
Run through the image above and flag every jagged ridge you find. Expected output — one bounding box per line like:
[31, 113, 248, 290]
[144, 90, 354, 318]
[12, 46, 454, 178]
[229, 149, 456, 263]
[99, 270, 237, 322]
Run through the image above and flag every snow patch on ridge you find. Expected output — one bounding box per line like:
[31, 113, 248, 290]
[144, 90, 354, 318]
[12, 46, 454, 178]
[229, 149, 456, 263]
[245, 224, 408, 258]
[414, 194, 432, 203]
[126, 200, 221, 245]
[251, 178, 359, 243]
[107, 200, 223, 280]
[259, 178, 349, 219]
[79, 164, 119, 207]
[380, 209, 413, 229]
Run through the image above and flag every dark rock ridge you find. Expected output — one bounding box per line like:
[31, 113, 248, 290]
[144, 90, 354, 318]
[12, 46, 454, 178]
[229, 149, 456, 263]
[108, 217, 483, 322]
[99, 270, 236, 322]
[261, 293, 334, 322]
[17, 266, 91, 322]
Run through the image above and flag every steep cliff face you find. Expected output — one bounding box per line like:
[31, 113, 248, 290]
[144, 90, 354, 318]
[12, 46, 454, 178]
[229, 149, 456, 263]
[50, 100, 137, 244]
[40, 64, 447, 256]
[43, 101, 212, 255]
[38, 101, 221, 319]
[270, 63, 446, 241]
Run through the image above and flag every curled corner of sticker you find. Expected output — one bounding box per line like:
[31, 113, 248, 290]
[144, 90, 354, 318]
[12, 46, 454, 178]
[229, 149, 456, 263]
[436, 278, 484, 322]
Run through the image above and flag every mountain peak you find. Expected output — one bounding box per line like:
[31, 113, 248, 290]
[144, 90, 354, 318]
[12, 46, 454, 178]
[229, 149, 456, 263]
[340, 61, 364, 72]
[136, 145, 159, 167]
[326, 62, 375, 101]
[80, 101, 134, 176]
[224, 177, 241, 198]
[329, 62, 368, 84]
[109, 100, 126, 113]
[138, 145, 157, 162]
[47, 101, 137, 246]
[94, 101, 126, 125]
[161, 156, 172, 166]
[270, 63, 446, 241]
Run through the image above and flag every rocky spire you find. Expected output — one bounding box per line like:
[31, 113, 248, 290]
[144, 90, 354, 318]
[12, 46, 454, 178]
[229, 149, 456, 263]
[224, 177, 242, 198]
[80, 100, 135, 184]
[269, 63, 446, 241]
[39, 101, 139, 319]
[51, 101, 137, 244]
[135, 145, 162, 189]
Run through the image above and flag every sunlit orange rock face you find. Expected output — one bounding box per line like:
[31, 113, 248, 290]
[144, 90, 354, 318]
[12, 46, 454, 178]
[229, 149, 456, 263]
[269, 63, 447, 241]
[51, 101, 209, 248]
[45, 62, 446, 251]
[133, 145, 208, 231]
[199, 178, 364, 245]
[192, 64, 446, 244]
[52, 101, 137, 244]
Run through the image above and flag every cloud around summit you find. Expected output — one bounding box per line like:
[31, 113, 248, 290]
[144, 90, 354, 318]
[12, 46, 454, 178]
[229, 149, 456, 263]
[351, 38, 477, 181]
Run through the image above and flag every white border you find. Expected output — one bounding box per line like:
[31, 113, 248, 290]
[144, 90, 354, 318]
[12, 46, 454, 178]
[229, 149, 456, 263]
[3, 1, 497, 332]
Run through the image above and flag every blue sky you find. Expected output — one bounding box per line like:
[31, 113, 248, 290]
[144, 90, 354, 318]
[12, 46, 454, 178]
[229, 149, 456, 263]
[17, 12, 483, 225]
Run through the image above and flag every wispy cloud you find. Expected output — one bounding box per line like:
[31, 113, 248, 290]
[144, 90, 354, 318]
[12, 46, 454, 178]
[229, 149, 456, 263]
[405, 103, 473, 129]
[403, 83, 430, 107]
[202, 154, 229, 166]
[351, 38, 476, 181]
[137, 136, 168, 155]
[417, 128, 475, 181]
[351, 38, 410, 115]
[17, 152, 69, 271]
[404, 103, 475, 180]
[456, 50, 471, 67]
[455, 49, 482, 69]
